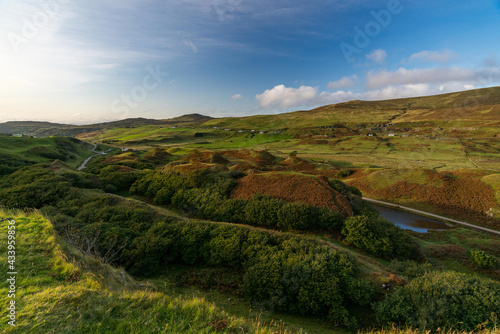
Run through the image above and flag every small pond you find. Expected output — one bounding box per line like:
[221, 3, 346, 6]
[371, 204, 453, 233]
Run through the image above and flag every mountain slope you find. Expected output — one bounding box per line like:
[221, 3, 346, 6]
[202, 86, 500, 130]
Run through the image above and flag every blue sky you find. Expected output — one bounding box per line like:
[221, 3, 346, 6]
[0, 0, 499, 124]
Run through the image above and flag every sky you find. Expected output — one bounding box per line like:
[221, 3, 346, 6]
[0, 0, 499, 124]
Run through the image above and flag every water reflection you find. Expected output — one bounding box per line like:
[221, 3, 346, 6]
[371, 204, 452, 233]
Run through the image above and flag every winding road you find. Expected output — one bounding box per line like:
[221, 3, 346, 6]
[363, 197, 500, 236]
[77, 144, 104, 171]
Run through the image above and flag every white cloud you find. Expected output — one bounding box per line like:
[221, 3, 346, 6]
[89, 63, 120, 70]
[362, 84, 433, 101]
[404, 49, 457, 64]
[256, 80, 495, 110]
[256, 85, 360, 109]
[256, 84, 318, 108]
[183, 39, 198, 53]
[327, 75, 358, 90]
[365, 67, 500, 89]
[366, 49, 387, 64]
[232, 94, 243, 100]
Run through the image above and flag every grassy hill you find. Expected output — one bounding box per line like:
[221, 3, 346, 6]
[4, 87, 500, 138]
[0, 210, 298, 333]
[0, 177, 498, 333]
[0, 114, 213, 137]
[202, 86, 500, 130]
[0, 136, 94, 175]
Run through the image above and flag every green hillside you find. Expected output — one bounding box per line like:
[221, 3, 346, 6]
[0, 136, 94, 175]
[0, 114, 213, 137]
[0, 210, 296, 333]
[202, 86, 500, 130]
[0, 159, 498, 333]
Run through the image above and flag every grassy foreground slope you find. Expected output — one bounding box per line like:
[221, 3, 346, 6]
[0, 210, 295, 334]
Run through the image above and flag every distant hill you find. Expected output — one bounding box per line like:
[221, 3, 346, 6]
[201, 86, 500, 130]
[0, 114, 213, 137]
[2, 86, 499, 137]
[0, 121, 69, 135]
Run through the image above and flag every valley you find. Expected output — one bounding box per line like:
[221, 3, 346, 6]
[0, 87, 499, 333]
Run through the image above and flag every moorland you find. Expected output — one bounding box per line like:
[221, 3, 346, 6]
[0, 87, 499, 333]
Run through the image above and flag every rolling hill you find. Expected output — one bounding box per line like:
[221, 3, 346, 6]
[201, 86, 500, 130]
[2, 87, 500, 138]
[0, 135, 94, 175]
[0, 114, 213, 137]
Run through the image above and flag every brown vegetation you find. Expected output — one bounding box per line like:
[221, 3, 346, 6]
[144, 147, 172, 162]
[348, 169, 500, 229]
[231, 173, 354, 217]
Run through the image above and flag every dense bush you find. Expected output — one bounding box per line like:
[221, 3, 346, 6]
[131, 171, 189, 204]
[0, 152, 36, 176]
[336, 169, 352, 178]
[132, 171, 345, 233]
[124, 219, 373, 328]
[388, 260, 434, 279]
[98, 165, 140, 192]
[0, 165, 72, 208]
[329, 179, 361, 197]
[342, 215, 419, 259]
[374, 271, 500, 331]
[469, 249, 497, 269]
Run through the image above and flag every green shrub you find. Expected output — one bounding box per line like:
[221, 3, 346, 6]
[469, 249, 497, 269]
[342, 216, 393, 256]
[374, 271, 500, 331]
[342, 215, 418, 259]
[336, 169, 352, 178]
[243, 194, 285, 228]
[388, 260, 434, 279]
[212, 198, 249, 223]
[277, 202, 314, 230]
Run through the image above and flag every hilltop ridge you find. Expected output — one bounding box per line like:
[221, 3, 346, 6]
[2, 86, 499, 136]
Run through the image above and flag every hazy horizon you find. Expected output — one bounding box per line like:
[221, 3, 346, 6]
[1, 0, 500, 124]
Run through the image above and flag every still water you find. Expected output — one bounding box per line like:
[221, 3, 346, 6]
[371, 204, 452, 233]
